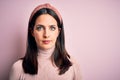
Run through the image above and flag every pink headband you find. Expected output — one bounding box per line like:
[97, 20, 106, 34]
[29, 3, 62, 23]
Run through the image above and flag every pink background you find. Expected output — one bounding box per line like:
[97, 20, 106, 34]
[0, 0, 120, 80]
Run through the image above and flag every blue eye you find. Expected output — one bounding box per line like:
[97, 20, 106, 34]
[50, 26, 56, 31]
[36, 25, 44, 31]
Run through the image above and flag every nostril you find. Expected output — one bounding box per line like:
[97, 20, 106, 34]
[43, 35, 48, 38]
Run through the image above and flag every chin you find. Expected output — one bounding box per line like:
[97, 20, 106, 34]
[40, 46, 53, 50]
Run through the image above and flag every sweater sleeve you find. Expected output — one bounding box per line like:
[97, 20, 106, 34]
[70, 57, 82, 80]
[9, 60, 23, 80]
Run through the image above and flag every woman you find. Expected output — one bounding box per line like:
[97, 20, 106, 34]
[9, 3, 81, 80]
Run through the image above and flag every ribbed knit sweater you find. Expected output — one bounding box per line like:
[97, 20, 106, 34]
[9, 47, 81, 80]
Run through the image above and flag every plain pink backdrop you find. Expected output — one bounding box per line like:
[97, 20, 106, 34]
[0, 0, 120, 80]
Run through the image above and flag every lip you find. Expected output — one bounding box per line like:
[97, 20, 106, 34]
[42, 40, 51, 44]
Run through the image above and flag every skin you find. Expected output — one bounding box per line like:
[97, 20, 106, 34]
[32, 14, 60, 50]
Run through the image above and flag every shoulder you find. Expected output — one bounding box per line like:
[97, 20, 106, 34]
[69, 56, 80, 66]
[68, 56, 81, 71]
[12, 59, 23, 70]
[9, 59, 24, 80]
[69, 56, 82, 80]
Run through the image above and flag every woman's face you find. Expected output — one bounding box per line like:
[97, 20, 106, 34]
[32, 14, 60, 50]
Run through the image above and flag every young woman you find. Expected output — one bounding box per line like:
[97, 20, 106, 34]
[9, 3, 81, 80]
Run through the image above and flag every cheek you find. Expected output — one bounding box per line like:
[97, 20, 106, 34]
[52, 31, 59, 40]
[34, 32, 42, 41]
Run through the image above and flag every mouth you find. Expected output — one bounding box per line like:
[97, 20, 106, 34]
[42, 40, 51, 44]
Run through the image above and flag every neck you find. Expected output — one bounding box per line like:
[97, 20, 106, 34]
[38, 46, 55, 59]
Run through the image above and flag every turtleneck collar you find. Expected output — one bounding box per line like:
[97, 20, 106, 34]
[37, 46, 55, 59]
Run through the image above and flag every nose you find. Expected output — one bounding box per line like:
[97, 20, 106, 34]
[43, 28, 50, 38]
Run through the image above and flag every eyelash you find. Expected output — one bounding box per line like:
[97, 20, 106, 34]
[50, 26, 56, 31]
[36, 25, 56, 31]
[36, 26, 44, 31]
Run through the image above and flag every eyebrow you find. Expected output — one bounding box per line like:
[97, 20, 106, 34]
[49, 24, 57, 26]
[35, 24, 57, 27]
[35, 24, 44, 27]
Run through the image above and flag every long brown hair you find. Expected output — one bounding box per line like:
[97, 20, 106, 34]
[22, 8, 72, 75]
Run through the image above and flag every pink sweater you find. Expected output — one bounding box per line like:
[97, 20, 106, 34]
[9, 48, 82, 80]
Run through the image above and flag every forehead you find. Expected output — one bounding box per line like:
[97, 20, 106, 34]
[35, 14, 57, 25]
